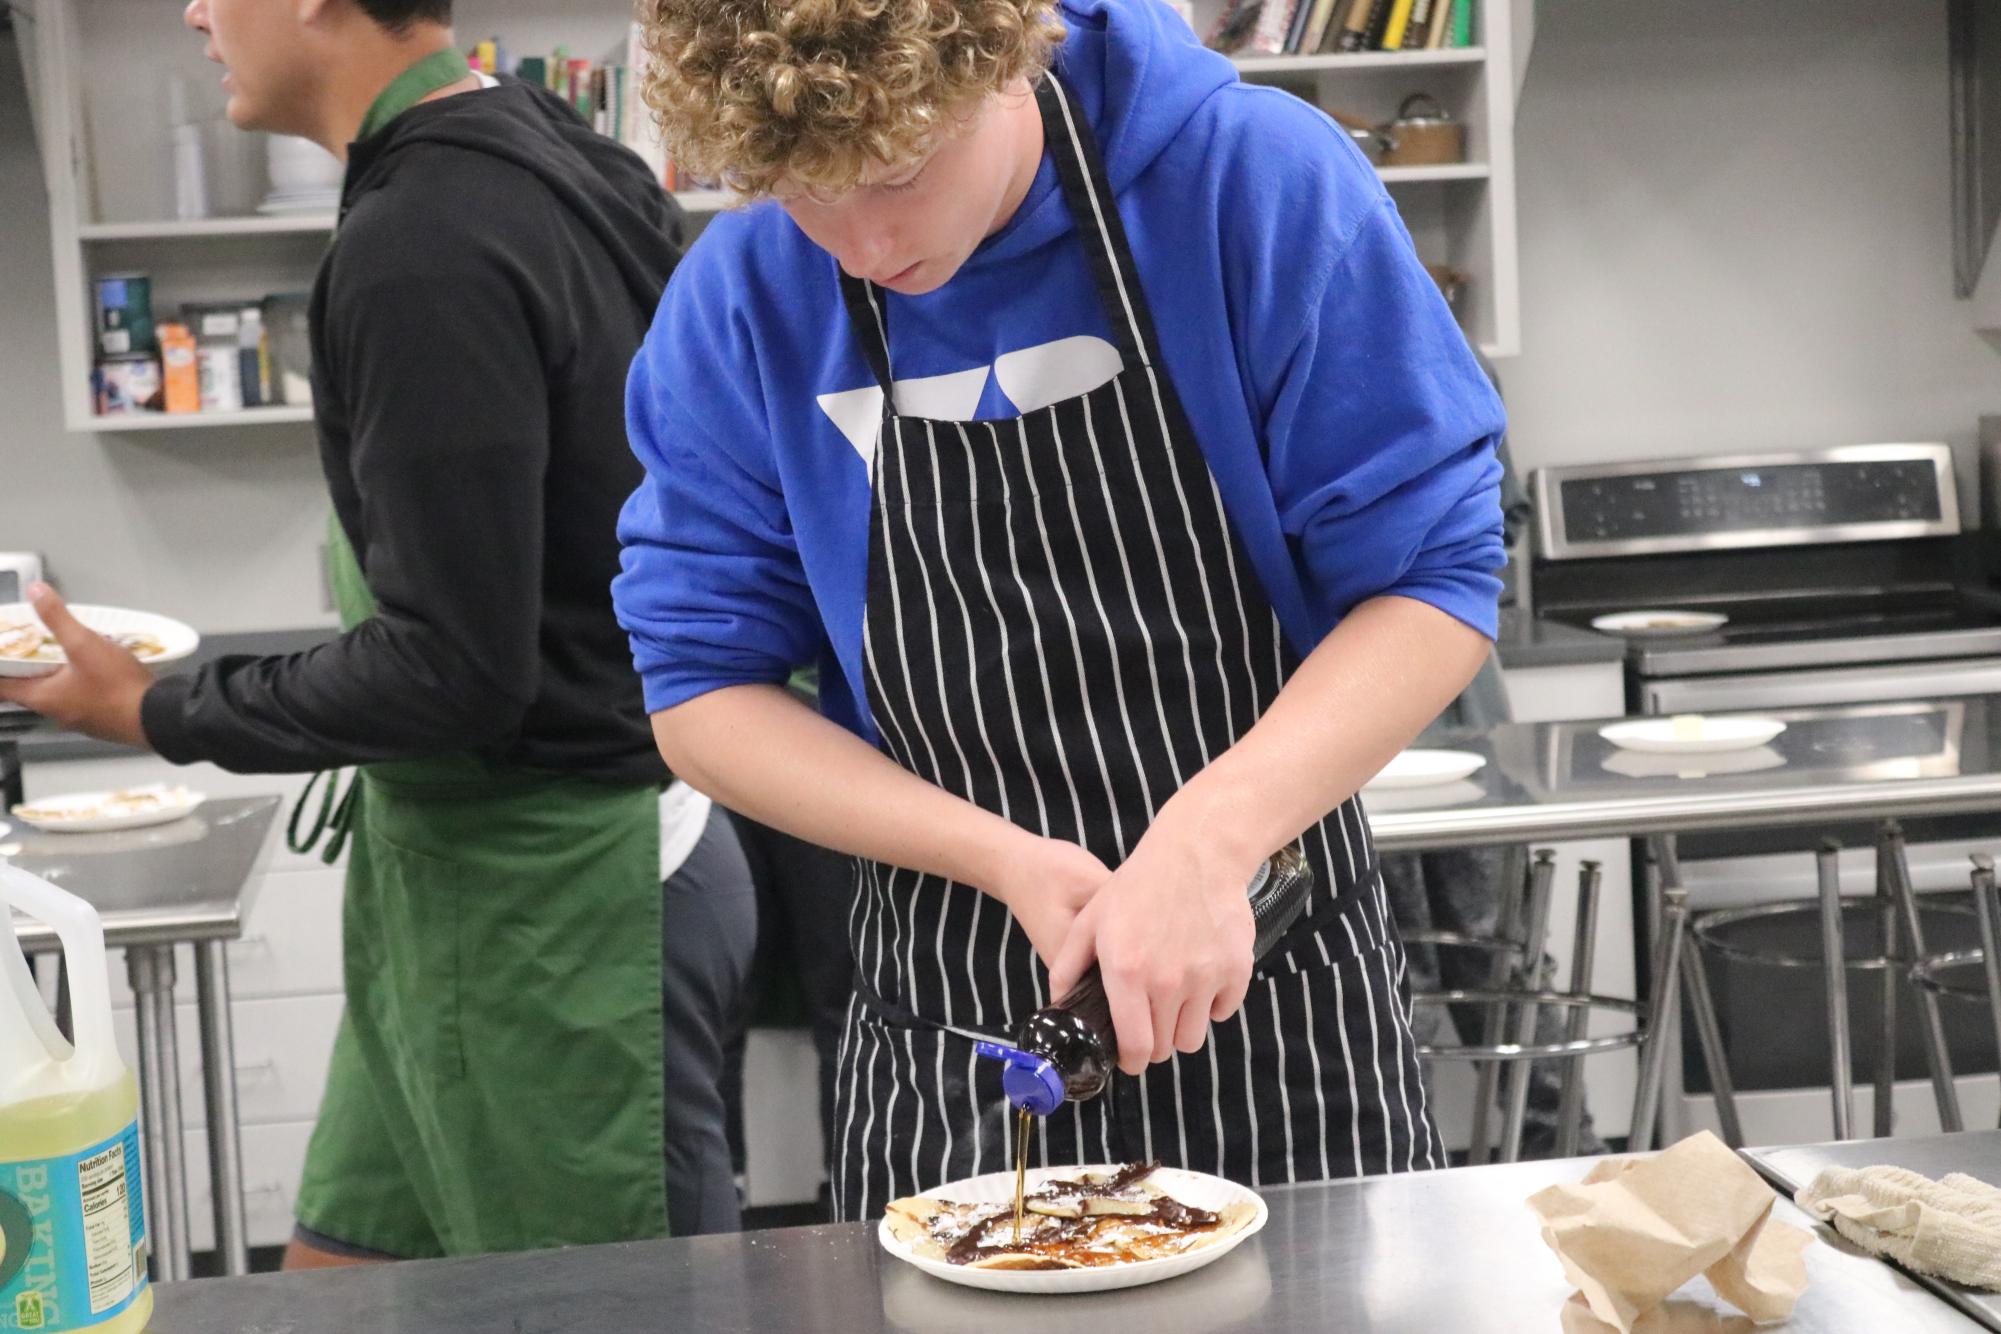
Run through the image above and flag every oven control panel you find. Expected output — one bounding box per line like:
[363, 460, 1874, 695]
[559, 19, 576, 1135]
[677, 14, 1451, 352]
[1533, 445, 1959, 559]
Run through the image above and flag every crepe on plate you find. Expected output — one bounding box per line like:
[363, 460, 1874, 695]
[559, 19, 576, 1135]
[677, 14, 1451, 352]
[0, 623, 166, 663]
[885, 1162, 1257, 1271]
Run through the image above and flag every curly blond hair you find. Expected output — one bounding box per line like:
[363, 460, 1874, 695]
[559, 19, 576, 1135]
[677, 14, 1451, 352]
[637, 0, 1065, 197]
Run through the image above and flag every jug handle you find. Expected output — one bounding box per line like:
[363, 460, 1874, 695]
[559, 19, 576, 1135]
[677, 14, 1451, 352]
[1, 862, 114, 1082]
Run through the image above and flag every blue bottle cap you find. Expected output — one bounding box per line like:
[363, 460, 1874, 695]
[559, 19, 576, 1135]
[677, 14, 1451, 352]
[974, 1041, 1065, 1116]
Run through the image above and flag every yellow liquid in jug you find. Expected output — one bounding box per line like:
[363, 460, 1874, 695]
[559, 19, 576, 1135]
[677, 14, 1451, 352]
[2, 1072, 154, 1333]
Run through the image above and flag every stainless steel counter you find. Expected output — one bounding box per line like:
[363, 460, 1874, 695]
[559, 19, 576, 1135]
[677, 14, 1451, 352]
[1746, 1130, 2001, 1332]
[1369, 695, 2001, 850]
[5, 795, 281, 1285]
[149, 1153, 1977, 1332]
[7, 795, 279, 948]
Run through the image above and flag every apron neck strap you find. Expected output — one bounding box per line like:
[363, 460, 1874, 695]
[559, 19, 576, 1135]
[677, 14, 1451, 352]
[834, 69, 1168, 408]
[1032, 73, 1160, 374]
[357, 46, 472, 143]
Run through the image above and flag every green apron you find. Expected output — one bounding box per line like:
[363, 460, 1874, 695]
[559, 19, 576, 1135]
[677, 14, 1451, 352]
[291, 50, 666, 1256]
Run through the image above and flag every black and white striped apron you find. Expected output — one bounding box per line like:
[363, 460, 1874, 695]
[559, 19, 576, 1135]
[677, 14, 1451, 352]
[830, 73, 1440, 1222]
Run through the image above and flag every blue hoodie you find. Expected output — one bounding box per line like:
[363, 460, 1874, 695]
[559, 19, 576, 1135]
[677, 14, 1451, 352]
[615, 0, 1506, 743]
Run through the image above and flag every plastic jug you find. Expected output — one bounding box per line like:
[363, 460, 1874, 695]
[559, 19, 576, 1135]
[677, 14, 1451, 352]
[0, 862, 150, 1333]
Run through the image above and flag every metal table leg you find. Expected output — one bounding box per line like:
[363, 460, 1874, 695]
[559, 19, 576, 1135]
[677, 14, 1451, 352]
[1629, 840, 1690, 1153]
[1875, 839, 1901, 1139]
[1884, 822, 1964, 1132]
[1652, 836, 1742, 1148]
[1468, 846, 1530, 1167]
[1555, 862, 1602, 1158]
[194, 940, 250, 1277]
[1816, 842, 1855, 1141]
[1498, 851, 1557, 1163]
[128, 946, 191, 1282]
[1968, 855, 2001, 1131]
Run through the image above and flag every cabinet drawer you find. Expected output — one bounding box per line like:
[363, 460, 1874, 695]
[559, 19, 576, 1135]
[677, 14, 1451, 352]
[176, 1120, 317, 1253]
[104, 865, 345, 1008]
[114, 993, 343, 1129]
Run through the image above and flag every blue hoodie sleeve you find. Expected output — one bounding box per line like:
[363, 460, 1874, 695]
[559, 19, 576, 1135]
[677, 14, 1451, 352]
[1229, 112, 1506, 641]
[614, 301, 821, 715]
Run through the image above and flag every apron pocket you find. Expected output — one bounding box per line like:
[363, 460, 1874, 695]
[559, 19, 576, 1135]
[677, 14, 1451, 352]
[347, 825, 469, 1080]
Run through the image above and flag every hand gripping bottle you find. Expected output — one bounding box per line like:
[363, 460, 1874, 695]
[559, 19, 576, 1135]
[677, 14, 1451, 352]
[0, 862, 151, 1333]
[977, 846, 1314, 1115]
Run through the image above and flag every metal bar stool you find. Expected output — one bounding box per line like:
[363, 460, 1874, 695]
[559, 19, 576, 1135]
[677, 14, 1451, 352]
[1907, 854, 2001, 1127]
[1410, 851, 1644, 1163]
[1679, 823, 1970, 1145]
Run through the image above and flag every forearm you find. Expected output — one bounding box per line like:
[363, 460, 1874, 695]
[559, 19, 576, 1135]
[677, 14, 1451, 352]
[652, 683, 1026, 892]
[1167, 595, 1491, 867]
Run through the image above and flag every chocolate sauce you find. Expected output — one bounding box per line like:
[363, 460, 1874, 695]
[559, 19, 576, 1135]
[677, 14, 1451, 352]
[933, 1163, 1222, 1267]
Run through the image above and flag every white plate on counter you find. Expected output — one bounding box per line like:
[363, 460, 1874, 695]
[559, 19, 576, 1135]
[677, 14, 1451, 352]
[1590, 609, 1729, 637]
[1598, 715, 1787, 755]
[1363, 749, 1487, 791]
[0, 603, 199, 678]
[11, 784, 206, 834]
[878, 1164, 1266, 1294]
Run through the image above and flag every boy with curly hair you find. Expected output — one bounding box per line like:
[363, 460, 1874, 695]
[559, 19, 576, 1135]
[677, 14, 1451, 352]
[616, 0, 1506, 1216]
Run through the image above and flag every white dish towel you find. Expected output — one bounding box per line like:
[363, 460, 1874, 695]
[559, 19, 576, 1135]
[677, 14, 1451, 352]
[1796, 1164, 2001, 1291]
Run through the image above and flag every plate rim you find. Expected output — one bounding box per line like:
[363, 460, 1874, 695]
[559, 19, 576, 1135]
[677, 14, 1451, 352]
[0, 602, 200, 674]
[1589, 608, 1730, 635]
[11, 785, 205, 831]
[1597, 716, 1788, 753]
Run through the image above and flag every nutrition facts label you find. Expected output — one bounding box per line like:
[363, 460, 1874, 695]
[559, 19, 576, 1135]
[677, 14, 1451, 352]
[77, 1143, 135, 1316]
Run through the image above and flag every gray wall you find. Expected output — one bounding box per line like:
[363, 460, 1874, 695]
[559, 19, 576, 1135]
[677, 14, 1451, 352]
[1505, 0, 2000, 480]
[3, 0, 1999, 635]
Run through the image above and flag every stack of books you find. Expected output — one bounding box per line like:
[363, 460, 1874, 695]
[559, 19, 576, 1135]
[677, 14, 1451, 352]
[463, 26, 716, 193]
[1229, 0, 1475, 59]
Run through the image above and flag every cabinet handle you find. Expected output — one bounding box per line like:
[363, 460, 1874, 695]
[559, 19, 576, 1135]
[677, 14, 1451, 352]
[233, 1060, 276, 1082]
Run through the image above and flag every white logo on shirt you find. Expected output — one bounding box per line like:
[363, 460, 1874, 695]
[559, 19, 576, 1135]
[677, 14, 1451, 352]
[814, 335, 1123, 472]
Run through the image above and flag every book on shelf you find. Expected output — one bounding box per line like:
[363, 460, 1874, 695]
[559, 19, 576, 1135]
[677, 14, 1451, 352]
[1378, 0, 1416, 49]
[1300, 0, 1345, 54]
[1335, 0, 1382, 51]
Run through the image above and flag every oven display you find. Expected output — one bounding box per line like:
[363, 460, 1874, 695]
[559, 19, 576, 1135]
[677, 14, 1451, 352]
[1559, 460, 1942, 543]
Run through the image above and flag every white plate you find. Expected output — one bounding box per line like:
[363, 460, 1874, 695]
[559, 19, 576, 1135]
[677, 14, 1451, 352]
[1601, 745, 1787, 780]
[0, 603, 199, 678]
[1590, 609, 1729, 637]
[877, 1164, 1267, 1295]
[1598, 715, 1787, 755]
[1362, 779, 1489, 812]
[11, 784, 206, 834]
[1363, 749, 1488, 791]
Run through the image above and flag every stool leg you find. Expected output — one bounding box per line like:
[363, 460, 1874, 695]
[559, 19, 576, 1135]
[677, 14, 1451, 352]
[1499, 851, 1558, 1163]
[1555, 861, 1602, 1158]
[1680, 931, 1743, 1148]
[1875, 840, 1901, 1139]
[1469, 847, 1531, 1166]
[1817, 841, 1855, 1141]
[1886, 822, 1964, 1132]
[1630, 842, 1690, 1154]
[1969, 855, 2001, 1130]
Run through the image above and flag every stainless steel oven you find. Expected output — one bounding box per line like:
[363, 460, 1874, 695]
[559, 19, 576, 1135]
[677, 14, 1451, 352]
[1531, 443, 2001, 1144]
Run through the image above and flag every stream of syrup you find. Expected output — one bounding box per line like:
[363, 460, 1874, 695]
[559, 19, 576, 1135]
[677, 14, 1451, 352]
[1012, 1106, 1031, 1243]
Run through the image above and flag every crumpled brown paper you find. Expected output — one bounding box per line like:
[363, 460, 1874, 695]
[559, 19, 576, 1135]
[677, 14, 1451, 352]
[1527, 1131, 1814, 1333]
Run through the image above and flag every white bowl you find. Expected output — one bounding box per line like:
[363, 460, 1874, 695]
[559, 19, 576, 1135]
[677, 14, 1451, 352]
[12, 785, 206, 834]
[1598, 715, 1787, 755]
[0, 603, 199, 679]
[1591, 609, 1729, 637]
[1364, 749, 1488, 791]
[877, 1163, 1267, 1295]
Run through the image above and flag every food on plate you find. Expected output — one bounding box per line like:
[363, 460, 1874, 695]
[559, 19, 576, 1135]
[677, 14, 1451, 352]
[109, 632, 168, 659]
[0, 623, 54, 661]
[12, 785, 197, 825]
[0, 622, 168, 664]
[884, 1163, 1256, 1270]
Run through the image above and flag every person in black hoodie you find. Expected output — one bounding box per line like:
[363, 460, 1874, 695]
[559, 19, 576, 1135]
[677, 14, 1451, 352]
[0, 0, 721, 1260]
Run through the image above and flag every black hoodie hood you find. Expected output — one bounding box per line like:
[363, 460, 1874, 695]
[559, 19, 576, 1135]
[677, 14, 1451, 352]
[342, 77, 684, 314]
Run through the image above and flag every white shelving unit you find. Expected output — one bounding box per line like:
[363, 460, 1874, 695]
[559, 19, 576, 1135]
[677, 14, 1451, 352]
[16, 0, 1535, 436]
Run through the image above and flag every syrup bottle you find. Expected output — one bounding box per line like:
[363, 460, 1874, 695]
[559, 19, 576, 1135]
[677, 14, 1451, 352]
[977, 845, 1314, 1115]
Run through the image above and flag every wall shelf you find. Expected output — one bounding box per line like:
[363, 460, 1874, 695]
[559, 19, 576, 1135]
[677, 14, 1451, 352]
[1232, 48, 1487, 77]
[89, 406, 316, 432]
[80, 215, 337, 241]
[1378, 162, 1493, 183]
